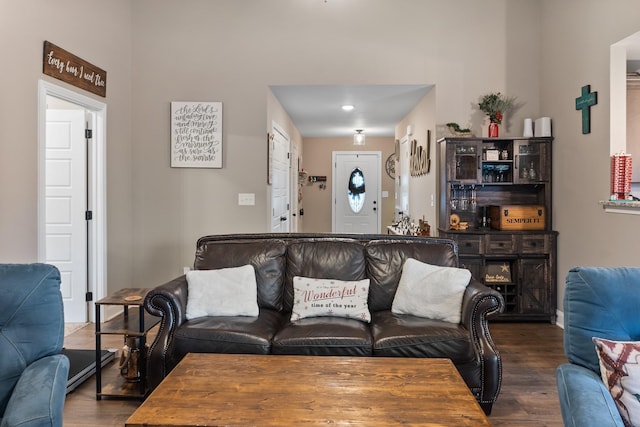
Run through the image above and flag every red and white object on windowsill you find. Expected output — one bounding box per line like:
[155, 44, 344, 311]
[610, 153, 633, 201]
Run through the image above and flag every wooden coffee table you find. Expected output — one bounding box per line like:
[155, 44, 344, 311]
[126, 353, 491, 426]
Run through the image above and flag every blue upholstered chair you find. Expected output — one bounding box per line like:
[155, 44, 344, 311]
[0, 264, 70, 427]
[557, 266, 640, 427]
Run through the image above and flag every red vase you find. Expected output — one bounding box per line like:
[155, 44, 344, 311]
[488, 122, 499, 138]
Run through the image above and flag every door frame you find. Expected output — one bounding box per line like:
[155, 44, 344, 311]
[37, 80, 107, 323]
[331, 151, 382, 233]
[268, 121, 291, 232]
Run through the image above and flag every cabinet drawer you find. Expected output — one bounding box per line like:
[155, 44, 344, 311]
[485, 235, 516, 254]
[456, 236, 483, 255]
[520, 235, 549, 254]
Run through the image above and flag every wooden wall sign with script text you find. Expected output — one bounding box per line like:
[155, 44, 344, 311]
[42, 41, 107, 97]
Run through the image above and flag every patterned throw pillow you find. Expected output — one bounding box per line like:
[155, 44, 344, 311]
[290, 276, 371, 323]
[593, 337, 640, 427]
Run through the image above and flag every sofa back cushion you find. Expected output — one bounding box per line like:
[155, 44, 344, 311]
[365, 239, 459, 312]
[194, 238, 286, 311]
[284, 239, 366, 312]
[564, 266, 640, 374]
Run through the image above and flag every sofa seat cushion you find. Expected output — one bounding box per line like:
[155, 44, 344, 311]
[172, 309, 285, 358]
[272, 317, 373, 356]
[371, 311, 474, 363]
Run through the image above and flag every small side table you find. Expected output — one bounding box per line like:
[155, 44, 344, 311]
[95, 288, 160, 400]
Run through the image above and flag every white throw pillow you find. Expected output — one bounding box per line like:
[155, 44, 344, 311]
[392, 258, 471, 324]
[185, 265, 259, 320]
[593, 337, 640, 426]
[291, 276, 371, 323]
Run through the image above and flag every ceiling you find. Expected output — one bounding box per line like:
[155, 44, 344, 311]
[270, 84, 433, 138]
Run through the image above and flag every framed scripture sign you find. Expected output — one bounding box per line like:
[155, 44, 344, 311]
[171, 101, 222, 168]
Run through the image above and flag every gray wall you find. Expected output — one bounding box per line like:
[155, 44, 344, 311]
[1, 0, 638, 321]
[541, 0, 640, 320]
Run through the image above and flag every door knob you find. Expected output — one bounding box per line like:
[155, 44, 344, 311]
[280, 216, 287, 221]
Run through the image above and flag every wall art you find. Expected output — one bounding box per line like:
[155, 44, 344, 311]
[171, 101, 222, 168]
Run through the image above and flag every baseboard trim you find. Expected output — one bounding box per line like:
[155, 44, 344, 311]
[555, 309, 564, 329]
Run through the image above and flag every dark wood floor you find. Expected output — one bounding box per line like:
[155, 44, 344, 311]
[62, 321, 566, 426]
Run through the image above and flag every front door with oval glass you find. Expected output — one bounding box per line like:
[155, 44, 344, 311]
[332, 152, 381, 233]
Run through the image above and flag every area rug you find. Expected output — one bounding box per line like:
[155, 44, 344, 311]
[62, 348, 115, 394]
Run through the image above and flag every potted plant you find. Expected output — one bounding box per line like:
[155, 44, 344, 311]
[478, 92, 516, 137]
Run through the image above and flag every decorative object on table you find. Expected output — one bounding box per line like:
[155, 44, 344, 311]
[575, 84, 597, 134]
[478, 92, 516, 138]
[610, 153, 633, 201]
[535, 117, 552, 137]
[119, 335, 146, 382]
[446, 122, 473, 137]
[418, 218, 431, 236]
[488, 205, 545, 231]
[523, 118, 534, 137]
[449, 213, 461, 230]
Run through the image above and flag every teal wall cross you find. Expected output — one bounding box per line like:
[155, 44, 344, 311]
[575, 84, 598, 134]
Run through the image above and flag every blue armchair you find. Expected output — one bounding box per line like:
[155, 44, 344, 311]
[557, 266, 640, 427]
[0, 264, 70, 427]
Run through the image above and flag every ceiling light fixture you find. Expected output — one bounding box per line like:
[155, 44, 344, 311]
[341, 104, 355, 111]
[353, 129, 365, 145]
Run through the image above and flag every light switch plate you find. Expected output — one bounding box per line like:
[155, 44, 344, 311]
[238, 193, 255, 206]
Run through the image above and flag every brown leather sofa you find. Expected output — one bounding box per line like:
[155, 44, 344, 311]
[144, 233, 504, 414]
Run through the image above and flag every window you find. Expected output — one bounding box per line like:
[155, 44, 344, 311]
[348, 167, 365, 213]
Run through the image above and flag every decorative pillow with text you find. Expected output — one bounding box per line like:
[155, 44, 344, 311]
[593, 337, 640, 427]
[185, 265, 259, 320]
[291, 276, 371, 323]
[392, 258, 471, 324]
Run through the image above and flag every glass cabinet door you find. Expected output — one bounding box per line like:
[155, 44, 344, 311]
[513, 140, 550, 183]
[446, 140, 481, 183]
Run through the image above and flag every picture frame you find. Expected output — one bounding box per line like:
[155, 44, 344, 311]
[170, 101, 222, 168]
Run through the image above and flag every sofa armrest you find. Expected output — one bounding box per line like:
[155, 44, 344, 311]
[144, 275, 189, 390]
[2, 354, 69, 427]
[460, 278, 504, 411]
[557, 363, 624, 427]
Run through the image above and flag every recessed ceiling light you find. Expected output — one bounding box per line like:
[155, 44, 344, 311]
[341, 105, 355, 111]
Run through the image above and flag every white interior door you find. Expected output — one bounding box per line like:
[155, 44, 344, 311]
[270, 122, 290, 233]
[45, 108, 87, 322]
[332, 152, 381, 234]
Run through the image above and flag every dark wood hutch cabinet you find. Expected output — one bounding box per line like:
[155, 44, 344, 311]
[438, 137, 557, 322]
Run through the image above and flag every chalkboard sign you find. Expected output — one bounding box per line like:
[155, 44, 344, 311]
[171, 102, 222, 168]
